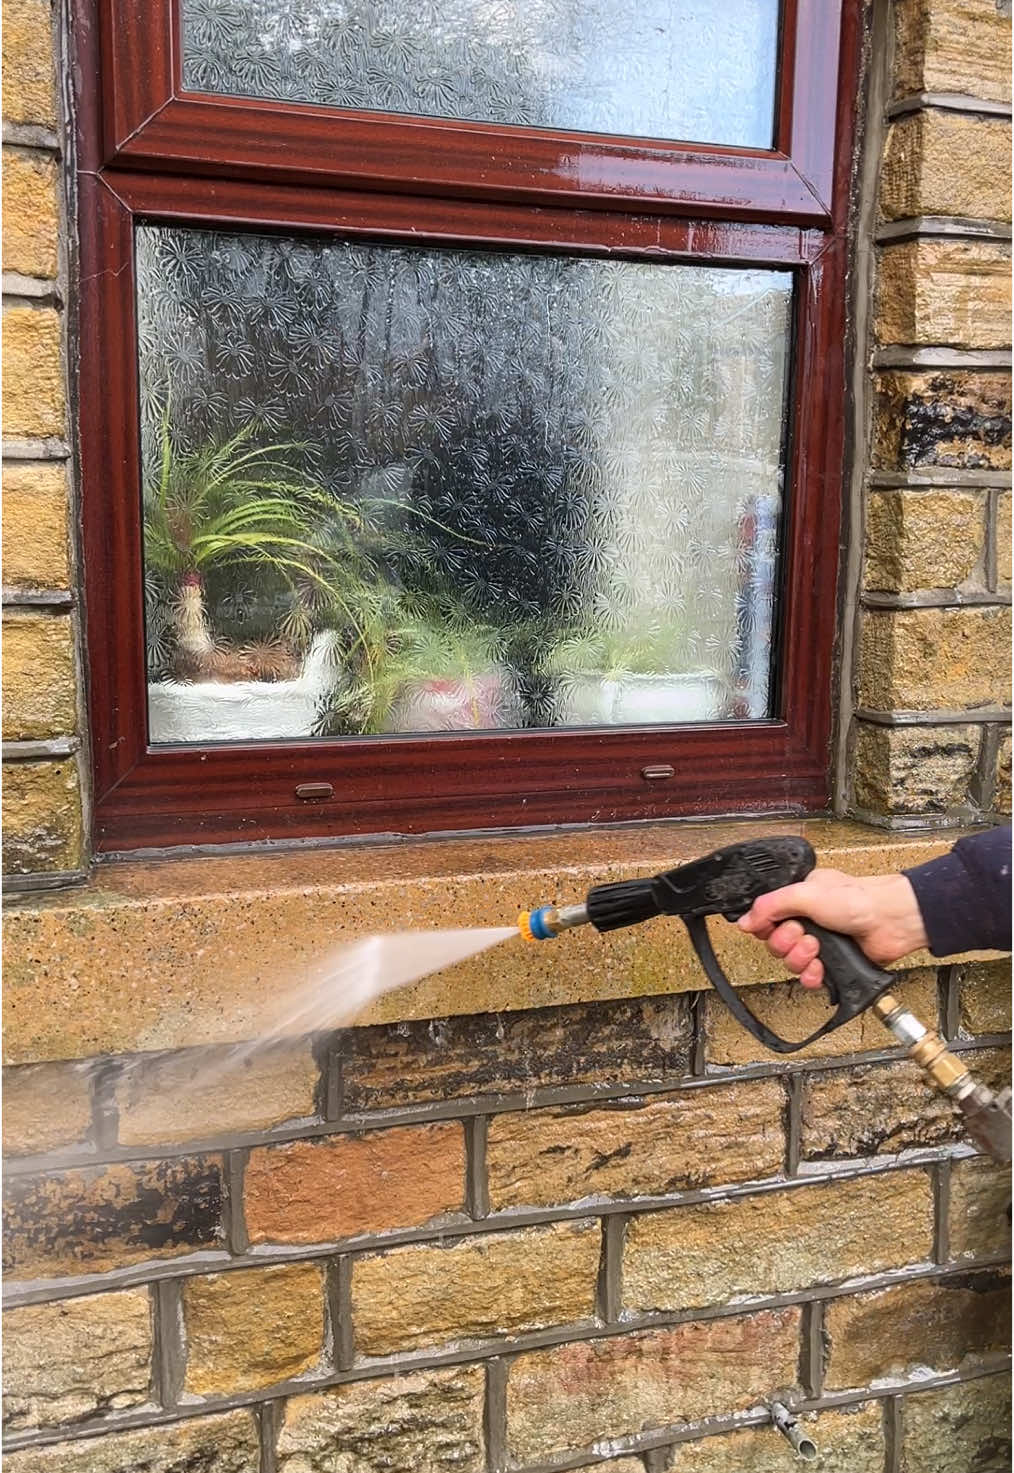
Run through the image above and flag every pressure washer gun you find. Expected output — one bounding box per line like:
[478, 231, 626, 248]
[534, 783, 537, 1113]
[519, 835, 1011, 1165]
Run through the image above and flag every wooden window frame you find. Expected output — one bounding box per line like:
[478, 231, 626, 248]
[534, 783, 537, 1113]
[101, 0, 841, 222]
[75, 0, 860, 852]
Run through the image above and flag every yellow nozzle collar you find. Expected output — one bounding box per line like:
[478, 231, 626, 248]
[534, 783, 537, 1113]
[517, 910, 537, 942]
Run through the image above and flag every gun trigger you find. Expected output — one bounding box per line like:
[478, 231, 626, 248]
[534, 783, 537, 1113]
[684, 914, 856, 1056]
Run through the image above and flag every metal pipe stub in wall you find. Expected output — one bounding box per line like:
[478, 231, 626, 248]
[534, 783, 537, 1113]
[769, 1401, 819, 1462]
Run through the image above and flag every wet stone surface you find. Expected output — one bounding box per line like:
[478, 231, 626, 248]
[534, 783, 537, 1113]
[505, 1309, 801, 1464]
[3, 1409, 259, 1473]
[277, 1366, 484, 1473]
[2, 1288, 153, 1431]
[243, 1123, 464, 1245]
[800, 1049, 1011, 1160]
[823, 1269, 1011, 1390]
[3, 1156, 224, 1280]
[901, 1372, 1012, 1473]
[874, 371, 1012, 471]
[339, 992, 693, 1109]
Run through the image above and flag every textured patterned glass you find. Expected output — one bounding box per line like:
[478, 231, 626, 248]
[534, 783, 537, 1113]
[136, 225, 792, 745]
[180, 0, 779, 149]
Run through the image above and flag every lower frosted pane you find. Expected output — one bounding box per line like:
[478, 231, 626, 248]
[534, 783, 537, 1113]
[135, 226, 792, 744]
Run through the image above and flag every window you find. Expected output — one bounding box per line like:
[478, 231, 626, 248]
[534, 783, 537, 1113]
[76, 0, 857, 850]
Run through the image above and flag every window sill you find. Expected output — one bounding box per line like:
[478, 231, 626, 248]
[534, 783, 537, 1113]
[3, 818, 999, 1065]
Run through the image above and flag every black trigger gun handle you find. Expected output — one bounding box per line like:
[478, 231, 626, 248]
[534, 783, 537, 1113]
[521, 837, 1009, 1155]
[588, 835, 896, 1054]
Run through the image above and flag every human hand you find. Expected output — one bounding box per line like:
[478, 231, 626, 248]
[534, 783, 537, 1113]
[736, 868, 928, 989]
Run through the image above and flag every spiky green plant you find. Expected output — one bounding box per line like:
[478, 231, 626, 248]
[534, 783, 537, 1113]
[143, 410, 383, 677]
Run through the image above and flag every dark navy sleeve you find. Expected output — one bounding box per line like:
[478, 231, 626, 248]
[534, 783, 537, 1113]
[903, 825, 1012, 957]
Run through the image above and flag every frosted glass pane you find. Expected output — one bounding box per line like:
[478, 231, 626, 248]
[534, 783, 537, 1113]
[180, 0, 780, 149]
[136, 225, 792, 745]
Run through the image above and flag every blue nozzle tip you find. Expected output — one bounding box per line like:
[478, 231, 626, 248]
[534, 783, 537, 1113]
[527, 906, 556, 941]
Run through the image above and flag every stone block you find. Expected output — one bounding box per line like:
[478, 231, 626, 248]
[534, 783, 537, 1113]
[1, 463, 69, 590]
[801, 1050, 1010, 1160]
[901, 1373, 1012, 1473]
[3, 1409, 259, 1473]
[2, 148, 59, 279]
[958, 959, 1013, 1035]
[660, 1403, 884, 1472]
[2, 758, 83, 876]
[704, 969, 938, 1067]
[505, 1308, 800, 1464]
[3, 1156, 224, 1281]
[2, 1059, 93, 1157]
[579, 1463, 643, 1473]
[182, 1262, 324, 1395]
[882, 113, 1012, 222]
[864, 488, 984, 592]
[276, 1366, 484, 1473]
[486, 1079, 784, 1211]
[3, 1289, 152, 1430]
[949, 1156, 1013, 1260]
[2, 612, 76, 740]
[824, 1271, 1010, 1389]
[893, 0, 1011, 103]
[2, 306, 64, 439]
[1, 0, 56, 128]
[341, 992, 692, 1110]
[853, 723, 979, 814]
[872, 370, 1011, 472]
[244, 1121, 464, 1245]
[996, 729, 1012, 814]
[876, 241, 1011, 350]
[997, 491, 1011, 588]
[622, 1171, 933, 1313]
[114, 1039, 319, 1147]
[858, 607, 1012, 711]
[352, 1219, 600, 1355]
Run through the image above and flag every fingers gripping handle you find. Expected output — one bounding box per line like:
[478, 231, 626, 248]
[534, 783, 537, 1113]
[797, 921, 897, 1020]
[685, 916, 896, 1055]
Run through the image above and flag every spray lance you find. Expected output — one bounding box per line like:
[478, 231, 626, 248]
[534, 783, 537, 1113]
[519, 835, 1011, 1164]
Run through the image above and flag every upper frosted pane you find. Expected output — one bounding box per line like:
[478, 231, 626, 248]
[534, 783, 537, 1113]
[180, 0, 779, 149]
[136, 226, 791, 745]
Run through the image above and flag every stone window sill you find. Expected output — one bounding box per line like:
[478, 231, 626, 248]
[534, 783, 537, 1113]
[3, 818, 1000, 1064]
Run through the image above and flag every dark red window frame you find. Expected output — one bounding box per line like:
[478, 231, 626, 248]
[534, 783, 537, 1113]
[75, 0, 860, 852]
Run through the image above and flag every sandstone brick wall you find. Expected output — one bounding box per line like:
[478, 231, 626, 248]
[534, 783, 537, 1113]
[3, 967, 1010, 1470]
[1, 0, 1011, 1466]
[851, 0, 1013, 825]
[2, 0, 87, 886]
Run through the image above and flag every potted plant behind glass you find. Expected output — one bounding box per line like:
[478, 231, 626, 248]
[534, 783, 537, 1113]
[542, 614, 728, 727]
[143, 413, 382, 744]
[381, 605, 524, 733]
[318, 594, 524, 736]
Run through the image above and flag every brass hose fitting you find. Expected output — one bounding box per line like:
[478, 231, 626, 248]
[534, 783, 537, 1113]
[874, 994, 1012, 1163]
[874, 993, 971, 1095]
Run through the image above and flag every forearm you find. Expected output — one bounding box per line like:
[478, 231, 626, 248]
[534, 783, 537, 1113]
[904, 826, 1013, 957]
